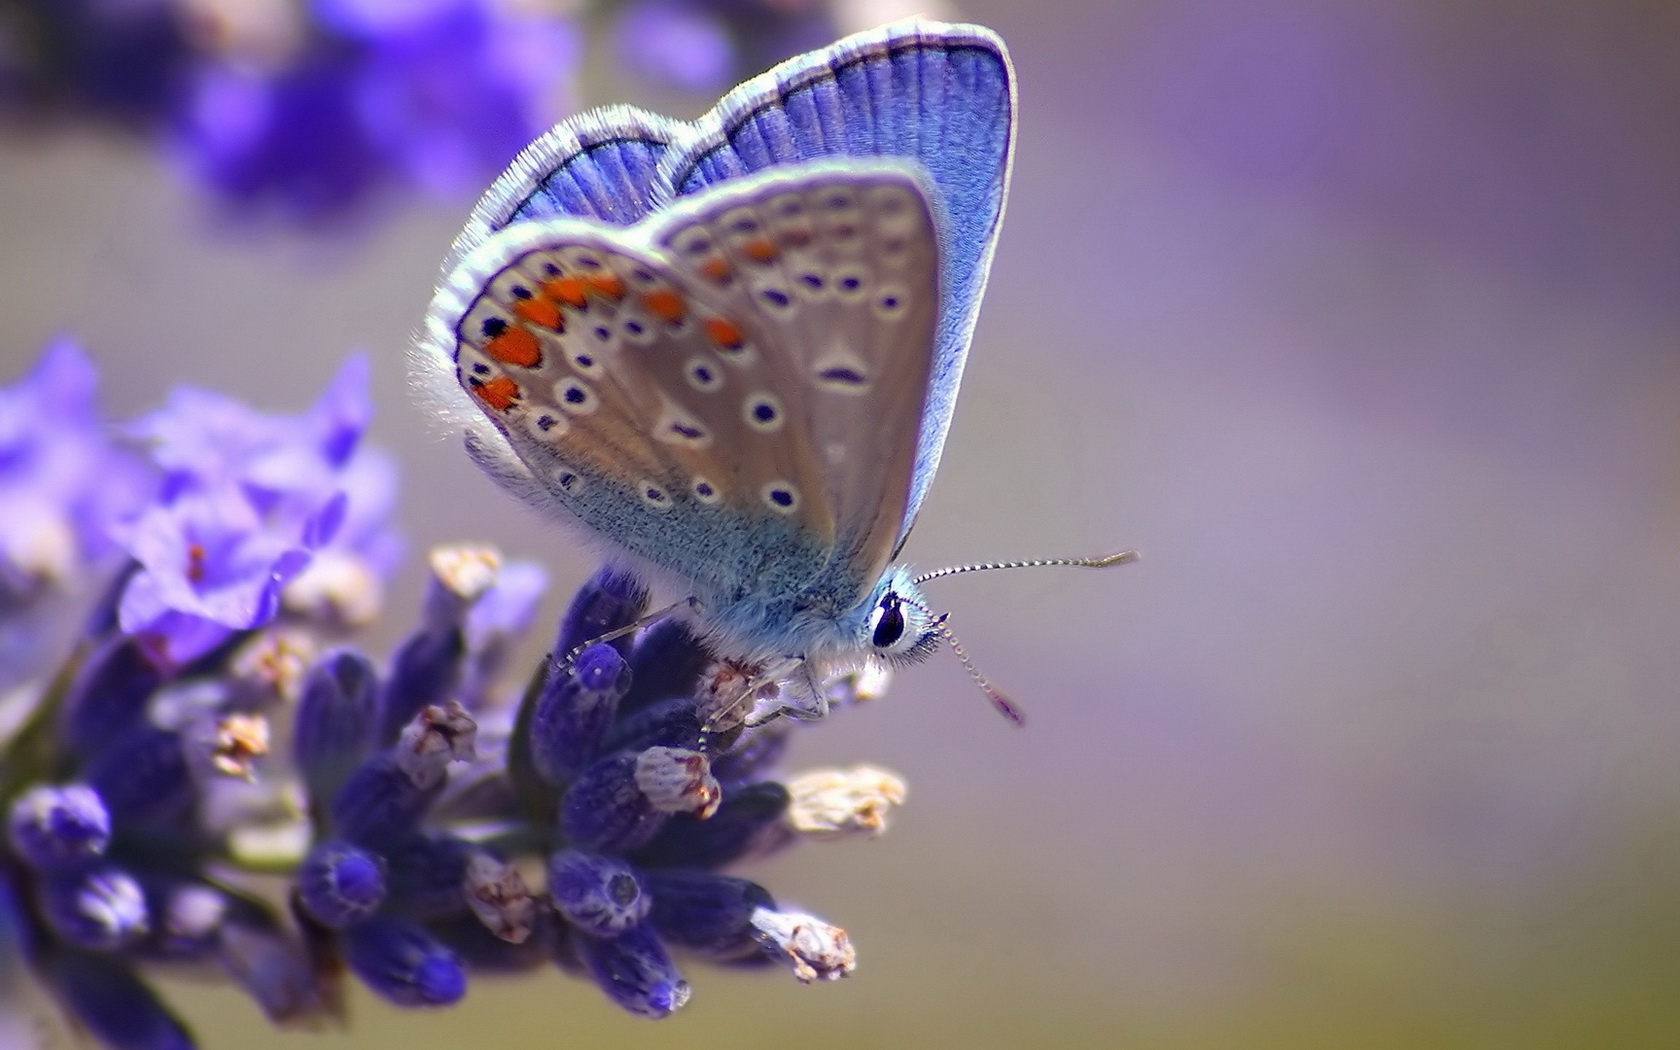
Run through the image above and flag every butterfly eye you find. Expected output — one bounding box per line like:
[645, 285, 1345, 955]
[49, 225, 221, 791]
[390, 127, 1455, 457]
[869, 594, 906, 649]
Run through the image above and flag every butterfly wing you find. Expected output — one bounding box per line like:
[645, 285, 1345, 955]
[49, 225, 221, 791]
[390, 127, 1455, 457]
[422, 107, 691, 512]
[444, 106, 689, 272]
[655, 20, 1016, 546]
[422, 161, 940, 630]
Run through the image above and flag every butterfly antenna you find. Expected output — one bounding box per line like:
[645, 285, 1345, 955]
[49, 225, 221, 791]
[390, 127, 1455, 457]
[901, 596, 1026, 727]
[913, 549, 1139, 586]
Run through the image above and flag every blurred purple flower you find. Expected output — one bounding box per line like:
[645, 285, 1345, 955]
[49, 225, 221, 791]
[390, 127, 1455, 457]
[0, 339, 152, 609]
[348, 0, 578, 198]
[0, 0, 192, 125]
[175, 0, 576, 223]
[115, 487, 312, 665]
[118, 355, 399, 661]
[614, 0, 735, 94]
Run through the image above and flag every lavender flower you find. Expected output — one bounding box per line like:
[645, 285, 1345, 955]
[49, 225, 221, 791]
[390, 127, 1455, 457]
[0, 340, 152, 684]
[0, 346, 905, 1046]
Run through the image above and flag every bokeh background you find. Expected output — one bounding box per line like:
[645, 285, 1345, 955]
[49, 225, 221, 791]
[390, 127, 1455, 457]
[4, 0, 1680, 1046]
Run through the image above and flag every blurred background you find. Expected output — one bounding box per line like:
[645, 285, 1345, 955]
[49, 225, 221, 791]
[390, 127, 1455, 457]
[3, 0, 1679, 1046]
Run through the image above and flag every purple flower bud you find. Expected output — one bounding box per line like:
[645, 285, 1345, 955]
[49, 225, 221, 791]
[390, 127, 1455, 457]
[293, 648, 378, 805]
[83, 727, 194, 829]
[375, 626, 464, 745]
[644, 870, 775, 958]
[709, 724, 791, 789]
[420, 546, 500, 632]
[460, 558, 547, 707]
[631, 781, 791, 870]
[143, 882, 228, 961]
[7, 784, 110, 872]
[216, 909, 331, 1025]
[577, 922, 690, 1019]
[555, 565, 648, 658]
[560, 751, 668, 853]
[40, 949, 194, 1050]
[547, 850, 648, 936]
[620, 619, 709, 714]
[42, 866, 150, 950]
[343, 916, 467, 1008]
[57, 635, 165, 759]
[383, 835, 474, 920]
[529, 643, 631, 786]
[600, 696, 704, 756]
[330, 749, 444, 850]
[297, 843, 386, 928]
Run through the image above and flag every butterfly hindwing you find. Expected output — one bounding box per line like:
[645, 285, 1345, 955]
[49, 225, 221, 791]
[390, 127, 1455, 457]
[656, 21, 1016, 542]
[645, 162, 940, 590]
[431, 161, 939, 608]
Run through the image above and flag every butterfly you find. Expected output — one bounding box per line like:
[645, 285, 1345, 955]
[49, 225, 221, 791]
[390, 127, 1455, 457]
[418, 20, 1125, 726]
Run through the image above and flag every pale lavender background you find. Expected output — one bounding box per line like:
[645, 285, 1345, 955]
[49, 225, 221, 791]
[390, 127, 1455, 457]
[3, 1, 1679, 1046]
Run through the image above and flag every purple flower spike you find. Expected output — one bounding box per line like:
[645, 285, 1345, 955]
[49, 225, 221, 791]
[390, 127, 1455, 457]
[343, 916, 467, 1008]
[555, 566, 649, 659]
[331, 751, 444, 850]
[7, 784, 111, 873]
[83, 727, 194, 829]
[382, 835, 475, 920]
[41, 949, 195, 1050]
[57, 634, 166, 758]
[293, 649, 379, 806]
[620, 619, 710, 714]
[560, 751, 670, 854]
[631, 781, 791, 870]
[297, 842, 386, 928]
[577, 922, 690, 1019]
[375, 626, 464, 746]
[42, 866, 150, 950]
[644, 870, 774, 958]
[460, 558, 548, 706]
[215, 908, 330, 1026]
[547, 850, 648, 937]
[529, 643, 631, 787]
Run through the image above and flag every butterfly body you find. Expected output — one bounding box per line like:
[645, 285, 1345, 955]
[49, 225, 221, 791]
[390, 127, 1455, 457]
[418, 21, 1014, 713]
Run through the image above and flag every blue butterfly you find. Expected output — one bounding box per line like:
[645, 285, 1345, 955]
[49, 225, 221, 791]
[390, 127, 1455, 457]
[419, 21, 1117, 725]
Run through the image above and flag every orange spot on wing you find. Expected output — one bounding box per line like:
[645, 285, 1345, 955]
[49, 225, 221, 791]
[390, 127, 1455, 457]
[782, 229, 812, 248]
[586, 273, 625, 301]
[513, 297, 563, 331]
[642, 288, 686, 324]
[543, 276, 589, 309]
[704, 317, 744, 351]
[743, 238, 778, 263]
[474, 375, 519, 412]
[486, 327, 542, 368]
[700, 256, 731, 283]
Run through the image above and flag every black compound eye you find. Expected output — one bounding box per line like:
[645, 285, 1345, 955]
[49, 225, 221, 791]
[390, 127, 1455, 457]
[871, 595, 906, 648]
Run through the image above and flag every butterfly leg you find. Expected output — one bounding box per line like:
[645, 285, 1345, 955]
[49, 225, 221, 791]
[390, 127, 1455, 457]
[697, 655, 817, 748]
[558, 597, 698, 671]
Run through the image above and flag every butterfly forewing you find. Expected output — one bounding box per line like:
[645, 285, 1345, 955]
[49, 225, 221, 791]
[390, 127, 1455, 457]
[437, 161, 939, 607]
